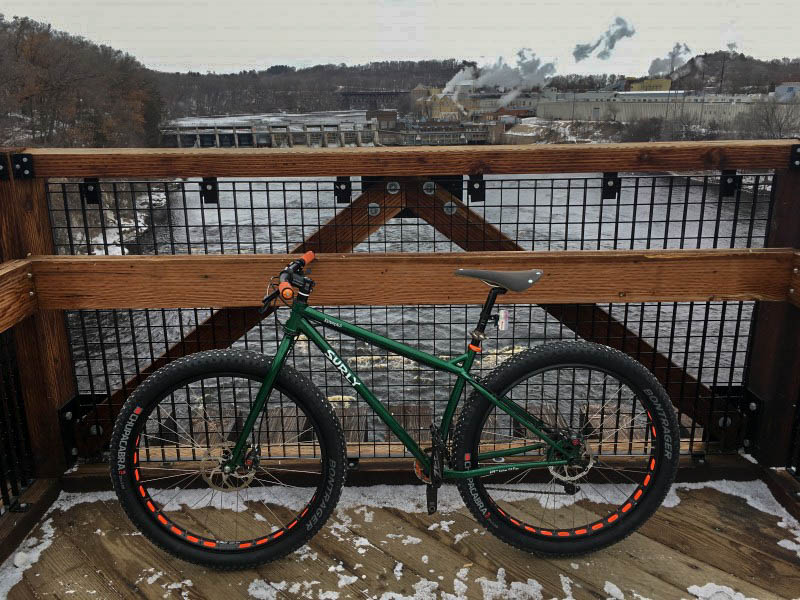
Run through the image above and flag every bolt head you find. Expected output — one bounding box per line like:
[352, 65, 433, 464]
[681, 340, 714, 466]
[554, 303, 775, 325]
[71, 447, 78, 456]
[28, 291, 34, 297]
[64, 411, 73, 421]
[223, 466, 232, 474]
[742, 439, 750, 447]
[748, 402, 757, 411]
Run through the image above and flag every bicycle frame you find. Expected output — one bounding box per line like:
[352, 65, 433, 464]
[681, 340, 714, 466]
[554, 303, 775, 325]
[228, 298, 578, 480]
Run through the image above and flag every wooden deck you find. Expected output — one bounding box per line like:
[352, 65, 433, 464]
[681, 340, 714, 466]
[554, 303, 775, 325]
[3, 475, 800, 599]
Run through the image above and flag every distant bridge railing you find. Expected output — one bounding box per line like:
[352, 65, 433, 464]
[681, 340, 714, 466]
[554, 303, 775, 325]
[0, 141, 799, 527]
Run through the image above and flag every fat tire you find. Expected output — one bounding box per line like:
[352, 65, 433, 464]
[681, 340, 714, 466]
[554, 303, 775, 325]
[110, 349, 347, 570]
[453, 341, 679, 556]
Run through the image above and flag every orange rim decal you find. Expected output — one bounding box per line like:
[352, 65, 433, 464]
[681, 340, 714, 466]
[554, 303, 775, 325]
[170, 526, 182, 536]
[557, 531, 570, 537]
[146, 501, 156, 512]
[138, 485, 146, 497]
[540, 530, 553, 536]
[607, 514, 619, 523]
[288, 520, 298, 530]
[203, 541, 216, 548]
[643, 474, 651, 486]
[239, 542, 252, 549]
[256, 538, 269, 545]
[134, 469, 140, 482]
[524, 525, 536, 533]
[651, 426, 657, 438]
[650, 458, 656, 470]
[622, 503, 632, 513]
[134, 407, 142, 415]
[272, 530, 285, 539]
[157, 515, 168, 525]
[634, 489, 643, 500]
[510, 518, 520, 526]
[187, 535, 199, 543]
[575, 528, 587, 535]
[591, 523, 604, 530]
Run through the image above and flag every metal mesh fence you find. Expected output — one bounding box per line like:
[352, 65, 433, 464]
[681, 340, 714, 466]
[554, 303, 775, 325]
[47, 173, 774, 458]
[0, 328, 34, 513]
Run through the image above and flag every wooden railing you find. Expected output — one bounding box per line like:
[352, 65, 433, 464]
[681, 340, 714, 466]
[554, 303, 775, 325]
[0, 140, 799, 487]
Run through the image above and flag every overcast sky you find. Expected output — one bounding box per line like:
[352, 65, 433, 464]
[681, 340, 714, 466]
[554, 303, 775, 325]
[1, 0, 798, 76]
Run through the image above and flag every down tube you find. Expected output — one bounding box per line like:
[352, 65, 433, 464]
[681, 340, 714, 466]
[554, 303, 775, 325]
[298, 319, 430, 465]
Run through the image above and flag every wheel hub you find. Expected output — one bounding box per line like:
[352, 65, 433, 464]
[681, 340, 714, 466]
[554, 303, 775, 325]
[200, 443, 257, 491]
[548, 442, 594, 482]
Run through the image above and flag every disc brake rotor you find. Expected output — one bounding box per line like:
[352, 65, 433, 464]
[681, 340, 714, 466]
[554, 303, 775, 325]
[200, 442, 256, 491]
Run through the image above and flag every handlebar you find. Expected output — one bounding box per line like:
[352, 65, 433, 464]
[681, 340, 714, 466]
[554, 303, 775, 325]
[276, 251, 316, 301]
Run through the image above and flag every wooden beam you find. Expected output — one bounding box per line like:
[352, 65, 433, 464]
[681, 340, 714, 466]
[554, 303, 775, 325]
[0, 168, 75, 478]
[29, 248, 794, 309]
[21, 139, 798, 178]
[0, 259, 36, 333]
[748, 169, 800, 467]
[791, 251, 800, 309]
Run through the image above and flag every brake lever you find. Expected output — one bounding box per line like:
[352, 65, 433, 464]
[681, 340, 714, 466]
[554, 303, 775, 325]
[259, 289, 279, 314]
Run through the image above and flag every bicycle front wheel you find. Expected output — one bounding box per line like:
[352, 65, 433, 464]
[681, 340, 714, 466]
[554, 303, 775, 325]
[454, 341, 679, 556]
[110, 349, 347, 569]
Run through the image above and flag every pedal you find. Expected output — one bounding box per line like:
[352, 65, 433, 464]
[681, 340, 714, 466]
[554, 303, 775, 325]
[426, 484, 438, 515]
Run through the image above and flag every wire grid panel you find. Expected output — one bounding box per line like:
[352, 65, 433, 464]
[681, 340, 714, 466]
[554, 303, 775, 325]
[48, 173, 774, 458]
[0, 328, 34, 513]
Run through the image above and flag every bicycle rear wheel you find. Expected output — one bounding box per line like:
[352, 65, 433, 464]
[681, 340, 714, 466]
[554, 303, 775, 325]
[454, 341, 679, 555]
[110, 350, 347, 569]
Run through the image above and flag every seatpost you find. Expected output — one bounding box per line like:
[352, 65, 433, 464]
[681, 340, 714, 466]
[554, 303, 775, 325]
[471, 287, 506, 344]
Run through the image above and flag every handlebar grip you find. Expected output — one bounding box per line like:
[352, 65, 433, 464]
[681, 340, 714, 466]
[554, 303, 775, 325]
[278, 281, 295, 300]
[301, 250, 315, 266]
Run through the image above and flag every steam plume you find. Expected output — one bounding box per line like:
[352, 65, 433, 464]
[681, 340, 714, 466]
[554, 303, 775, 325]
[573, 17, 636, 62]
[648, 43, 692, 77]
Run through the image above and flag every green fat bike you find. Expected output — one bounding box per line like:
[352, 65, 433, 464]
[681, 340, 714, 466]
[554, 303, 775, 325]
[110, 251, 679, 569]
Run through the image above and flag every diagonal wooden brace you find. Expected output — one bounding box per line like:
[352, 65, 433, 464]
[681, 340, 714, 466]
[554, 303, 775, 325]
[74, 180, 407, 454]
[402, 179, 735, 444]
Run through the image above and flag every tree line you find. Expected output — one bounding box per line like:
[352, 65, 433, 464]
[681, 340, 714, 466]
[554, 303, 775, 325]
[2, 14, 799, 147]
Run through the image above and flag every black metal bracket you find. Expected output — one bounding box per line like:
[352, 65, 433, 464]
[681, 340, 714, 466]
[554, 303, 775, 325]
[790, 144, 800, 170]
[200, 177, 218, 204]
[467, 174, 485, 203]
[11, 154, 34, 179]
[720, 169, 741, 197]
[334, 176, 352, 204]
[602, 172, 621, 199]
[80, 178, 101, 205]
[0, 153, 9, 181]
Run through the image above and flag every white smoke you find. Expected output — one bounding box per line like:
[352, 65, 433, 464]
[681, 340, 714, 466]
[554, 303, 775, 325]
[441, 66, 476, 96]
[573, 17, 636, 62]
[498, 88, 522, 108]
[439, 49, 555, 110]
[648, 43, 692, 77]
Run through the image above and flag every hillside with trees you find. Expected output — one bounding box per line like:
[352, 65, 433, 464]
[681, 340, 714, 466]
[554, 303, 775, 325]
[2, 14, 799, 147]
[0, 15, 161, 146]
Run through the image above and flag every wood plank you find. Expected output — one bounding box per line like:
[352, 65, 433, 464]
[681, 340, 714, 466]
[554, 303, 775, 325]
[30, 248, 794, 309]
[21, 139, 798, 177]
[0, 259, 35, 333]
[0, 172, 75, 478]
[0, 478, 59, 565]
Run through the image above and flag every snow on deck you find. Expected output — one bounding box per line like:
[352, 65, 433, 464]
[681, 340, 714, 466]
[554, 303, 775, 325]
[2, 480, 799, 599]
